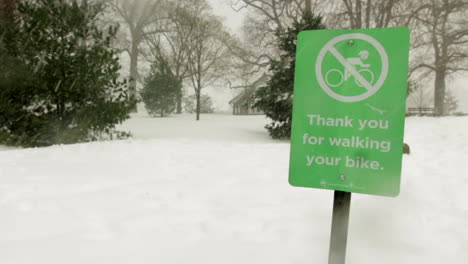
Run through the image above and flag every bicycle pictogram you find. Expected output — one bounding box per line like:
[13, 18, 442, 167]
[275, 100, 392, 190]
[315, 33, 389, 103]
[325, 50, 375, 88]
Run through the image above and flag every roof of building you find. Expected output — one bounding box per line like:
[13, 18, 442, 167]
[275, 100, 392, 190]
[229, 74, 268, 106]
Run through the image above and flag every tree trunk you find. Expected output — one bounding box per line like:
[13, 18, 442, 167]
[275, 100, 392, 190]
[355, 0, 362, 29]
[176, 94, 182, 114]
[196, 89, 201, 121]
[365, 0, 371, 28]
[433, 69, 446, 116]
[129, 38, 139, 111]
[304, 0, 311, 16]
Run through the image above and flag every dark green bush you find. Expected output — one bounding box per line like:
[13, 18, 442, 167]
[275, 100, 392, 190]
[0, 0, 136, 147]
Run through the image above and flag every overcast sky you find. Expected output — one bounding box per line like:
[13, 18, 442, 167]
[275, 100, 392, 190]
[208, 0, 245, 34]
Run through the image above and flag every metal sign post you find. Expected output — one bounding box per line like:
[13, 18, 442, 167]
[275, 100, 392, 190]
[328, 191, 351, 264]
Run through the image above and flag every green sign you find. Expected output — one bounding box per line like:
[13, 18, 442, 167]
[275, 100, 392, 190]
[289, 27, 410, 197]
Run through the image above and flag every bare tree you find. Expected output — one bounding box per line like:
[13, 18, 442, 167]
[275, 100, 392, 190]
[338, 0, 404, 29]
[411, 0, 468, 115]
[228, 0, 330, 89]
[112, 0, 166, 99]
[143, 1, 195, 114]
[231, 0, 327, 31]
[187, 2, 230, 120]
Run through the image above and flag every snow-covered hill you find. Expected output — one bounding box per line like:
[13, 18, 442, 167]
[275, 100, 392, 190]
[0, 114, 467, 264]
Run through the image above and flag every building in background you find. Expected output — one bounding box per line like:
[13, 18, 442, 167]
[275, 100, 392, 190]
[229, 75, 267, 115]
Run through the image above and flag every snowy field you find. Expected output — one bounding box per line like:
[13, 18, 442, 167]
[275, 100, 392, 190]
[1, 113, 467, 264]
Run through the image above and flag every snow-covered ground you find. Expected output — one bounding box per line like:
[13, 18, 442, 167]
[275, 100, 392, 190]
[0, 113, 467, 264]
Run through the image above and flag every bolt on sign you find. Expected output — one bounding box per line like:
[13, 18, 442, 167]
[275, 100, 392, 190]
[289, 27, 410, 197]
